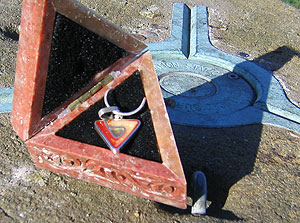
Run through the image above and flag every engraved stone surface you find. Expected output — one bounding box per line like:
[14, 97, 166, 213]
[157, 60, 255, 117]
[148, 3, 300, 132]
[159, 72, 216, 98]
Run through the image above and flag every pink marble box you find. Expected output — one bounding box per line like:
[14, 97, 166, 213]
[11, 0, 186, 209]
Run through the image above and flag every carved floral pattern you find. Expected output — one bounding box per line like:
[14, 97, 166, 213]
[34, 148, 180, 198]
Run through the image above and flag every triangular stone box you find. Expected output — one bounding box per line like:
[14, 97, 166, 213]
[12, 0, 147, 140]
[11, 0, 187, 209]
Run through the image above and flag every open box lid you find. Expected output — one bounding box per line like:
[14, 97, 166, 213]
[11, 0, 147, 141]
[12, 0, 187, 209]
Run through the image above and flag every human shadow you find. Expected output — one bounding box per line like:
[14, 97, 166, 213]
[36, 15, 298, 219]
[157, 46, 299, 220]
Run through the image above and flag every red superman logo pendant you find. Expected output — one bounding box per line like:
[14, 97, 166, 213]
[94, 119, 141, 154]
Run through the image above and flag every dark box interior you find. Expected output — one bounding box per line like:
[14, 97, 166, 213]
[57, 72, 162, 163]
[44, 13, 161, 162]
[43, 13, 127, 116]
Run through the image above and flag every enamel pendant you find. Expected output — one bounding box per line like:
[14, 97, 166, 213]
[95, 88, 146, 154]
[94, 119, 141, 153]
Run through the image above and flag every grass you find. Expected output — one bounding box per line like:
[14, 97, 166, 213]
[282, 0, 300, 9]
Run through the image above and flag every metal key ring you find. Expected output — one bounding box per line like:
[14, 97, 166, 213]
[98, 106, 120, 120]
[104, 88, 146, 117]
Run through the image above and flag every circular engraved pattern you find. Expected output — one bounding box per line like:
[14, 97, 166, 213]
[159, 72, 216, 98]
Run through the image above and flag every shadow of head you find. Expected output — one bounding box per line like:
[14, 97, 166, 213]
[252, 46, 300, 71]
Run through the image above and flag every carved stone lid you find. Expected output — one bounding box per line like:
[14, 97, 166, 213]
[11, 0, 147, 141]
